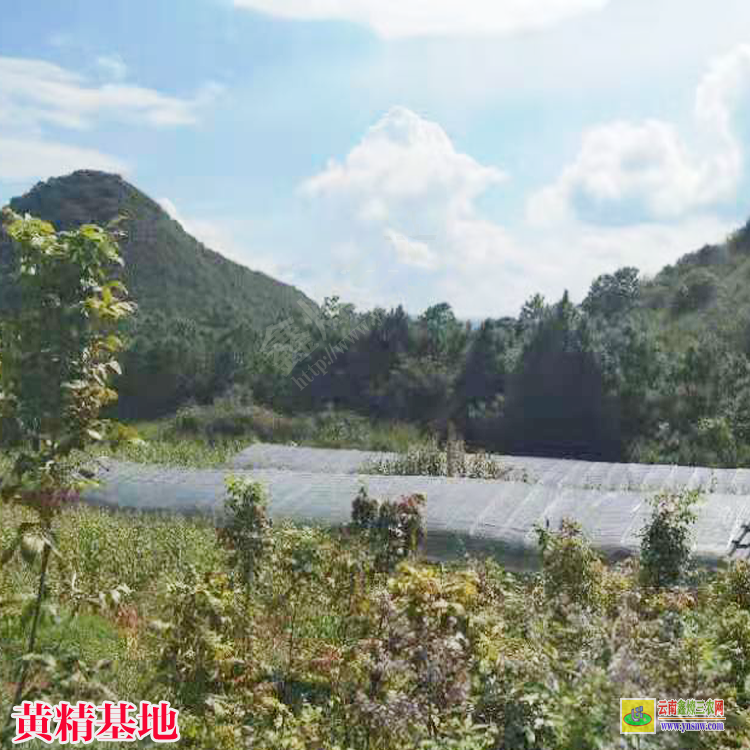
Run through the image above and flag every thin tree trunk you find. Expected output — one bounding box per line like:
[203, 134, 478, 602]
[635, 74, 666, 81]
[284, 603, 298, 705]
[5, 540, 52, 736]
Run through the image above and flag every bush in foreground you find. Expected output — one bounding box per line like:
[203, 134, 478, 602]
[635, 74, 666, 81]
[1, 489, 750, 748]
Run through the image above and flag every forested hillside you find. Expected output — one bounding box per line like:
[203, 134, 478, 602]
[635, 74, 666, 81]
[641, 222, 750, 339]
[3, 171, 750, 466]
[0, 171, 317, 416]
[2, 171, 315, 326]
[277, 219, 750, 467]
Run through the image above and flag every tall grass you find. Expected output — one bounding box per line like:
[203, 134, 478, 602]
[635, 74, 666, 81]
[0, 501, 224, 746]
[101, 393, 426, 467]
[360, 439, 516, 479]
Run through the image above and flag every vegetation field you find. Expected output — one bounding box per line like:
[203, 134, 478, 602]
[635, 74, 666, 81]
[95, 397, 426, 468]
[3, 484, 750, 749]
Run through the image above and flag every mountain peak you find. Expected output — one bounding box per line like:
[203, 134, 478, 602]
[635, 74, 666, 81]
[9, 170, 161, 231]
[2, 171, 316, 329]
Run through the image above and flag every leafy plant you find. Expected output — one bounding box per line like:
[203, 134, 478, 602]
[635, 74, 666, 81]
[219, 477, 272, 586]
[0, 208, 135, 724]
[716, 605, 750, 706]
[717, 560, 750, 610]
[639, 489, 700, 588]
[16, 652, 117, 706]
[535, 518, 605, 611]
[361, 442, 509, 480]
[152, 569, 242, 714]
[672, 268, 720, 313]
[350, 488, 426, 572]
[3, 496, 750, 748]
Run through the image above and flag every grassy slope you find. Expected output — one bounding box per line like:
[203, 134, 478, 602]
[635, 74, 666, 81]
[0, 502, 223, 749]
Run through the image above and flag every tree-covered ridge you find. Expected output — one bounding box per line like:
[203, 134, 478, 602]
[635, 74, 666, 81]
[275, 217, 750, 467]
[639, 219, 750, 337]
[1, 170, 316, 331]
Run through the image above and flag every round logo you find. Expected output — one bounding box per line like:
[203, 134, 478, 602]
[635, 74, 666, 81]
[623, 712, 653, 728]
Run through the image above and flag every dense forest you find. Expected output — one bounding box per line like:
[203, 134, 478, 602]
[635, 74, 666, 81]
[3, 171, 750, 467]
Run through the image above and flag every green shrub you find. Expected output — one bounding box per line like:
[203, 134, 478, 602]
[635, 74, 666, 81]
[716, 605, 750, 705]
[125, 401, 427, 465]
[639, 489, 699, 588]
[535, 519, 604, 611]
[695, 416, 738, 466]
[3, 498, 750, 747]
[152, 569, 241, 713]
[351, 486, 379, 531]
[220, 477, 271, 585]
[718, 560, 750, 610]
[350, 488, 426, 571]
[362, 441, 509, 479]
[363, 441, 446, 476]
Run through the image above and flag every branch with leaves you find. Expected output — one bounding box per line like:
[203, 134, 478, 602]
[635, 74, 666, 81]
[0, 208, 136, 735]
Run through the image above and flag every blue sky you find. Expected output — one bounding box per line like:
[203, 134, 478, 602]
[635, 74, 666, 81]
[2, 0, 750, 318]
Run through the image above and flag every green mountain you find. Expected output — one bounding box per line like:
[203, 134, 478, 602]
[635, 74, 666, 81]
[1, 170, 315, 330]
[638, 219, 750, 345]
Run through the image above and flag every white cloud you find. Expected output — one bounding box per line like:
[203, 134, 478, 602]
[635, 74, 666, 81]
[529, 44, 750, 226]
[0, 55, 221, 189]
[96, 54, 128, 82]
[431, 216, 734, 318]
[0, 56, 222, 133]
[301, 107, 509, 265]
[299, 106, 740, 318]
[234, 0, 609, 38]
[300, 107, 535, 316]
[302, 105, 506, 260]
[0, 137, 128, 183]
[385, 228, 439, 269]
[303, 106, 505, 211]
[528, 215, 736, 296]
